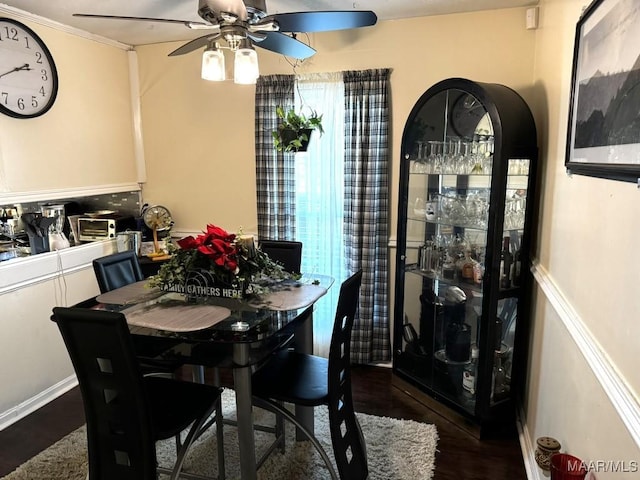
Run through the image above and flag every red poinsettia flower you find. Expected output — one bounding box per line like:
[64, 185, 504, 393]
[204, 224, 236, 243]
[177, 235, 200, 250]
[177, 224, 238, 272]
[198, 238, 238, 271]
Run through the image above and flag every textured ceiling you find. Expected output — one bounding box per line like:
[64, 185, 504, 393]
[0, 0, 538, 46]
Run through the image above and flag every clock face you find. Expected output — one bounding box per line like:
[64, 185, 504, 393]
[143, 205, 173, 231]
[0, 18, 58, 119]
[450, 93, 486, 139]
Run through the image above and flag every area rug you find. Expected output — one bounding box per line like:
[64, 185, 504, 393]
[2, 389, 438, 480]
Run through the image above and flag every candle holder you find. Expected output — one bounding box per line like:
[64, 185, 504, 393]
[535, 436, 561, 471]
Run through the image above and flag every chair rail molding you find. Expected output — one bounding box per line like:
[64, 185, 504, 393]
[0, 240, 116, 293]
[515, 261, 640, 480]
[530, 260, 640, 449]
[0, 183, 141, 206]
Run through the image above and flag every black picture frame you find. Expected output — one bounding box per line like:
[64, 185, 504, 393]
[565, 0, 640, 183]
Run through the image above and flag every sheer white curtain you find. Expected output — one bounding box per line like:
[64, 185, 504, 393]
[294, 73, 346, 357]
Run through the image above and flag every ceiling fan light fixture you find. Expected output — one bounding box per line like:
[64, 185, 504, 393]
[234, 40, 259, 85]
[201, 43, 225, 81]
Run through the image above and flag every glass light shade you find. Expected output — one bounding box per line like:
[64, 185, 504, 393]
[201, 48, 225, 81]
[234, 48, 259, 85]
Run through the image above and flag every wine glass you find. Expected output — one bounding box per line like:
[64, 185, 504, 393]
[427, 141, 444, 173]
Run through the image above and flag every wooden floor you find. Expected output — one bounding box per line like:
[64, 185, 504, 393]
[0, 366, 526, 479]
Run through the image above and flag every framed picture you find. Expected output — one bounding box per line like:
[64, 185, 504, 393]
[565, 0, 640, 183]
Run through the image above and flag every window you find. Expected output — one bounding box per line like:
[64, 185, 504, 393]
[294, 74, 346, 355]
[256, 69, 391, 363]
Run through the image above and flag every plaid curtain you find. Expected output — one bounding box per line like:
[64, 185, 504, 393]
[343, 69, 392, 364]
[255, 75, 296, 240]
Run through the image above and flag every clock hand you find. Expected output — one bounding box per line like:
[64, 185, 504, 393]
[0, 63, 32, 79]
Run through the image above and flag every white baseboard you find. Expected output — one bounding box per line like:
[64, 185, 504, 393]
[517, 406, 543, 480]
[0, 375, 78, 432]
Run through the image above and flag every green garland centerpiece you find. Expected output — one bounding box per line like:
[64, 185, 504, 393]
[148, 224, 299, 298]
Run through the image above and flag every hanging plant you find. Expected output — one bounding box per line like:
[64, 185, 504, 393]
[272, 105, 324, 152]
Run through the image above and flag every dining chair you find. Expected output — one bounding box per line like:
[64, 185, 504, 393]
[92, 251, 188, 378]
[258, 240, 303, 274]
[51, 307, 225, 480]
[251, 270, 367, 480]
[92, 250, 144, 294]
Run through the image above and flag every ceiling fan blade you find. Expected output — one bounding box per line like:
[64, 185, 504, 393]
[247, 31, 268, 42]
[204, 0, 248, 21]
[168, 34, 221, 56]
[253, 32, 316, 60]
[265, 11, 377, 33]
[73, 13, 212, 29]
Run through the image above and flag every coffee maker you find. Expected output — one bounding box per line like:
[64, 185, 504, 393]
[39, 202, 81, 243]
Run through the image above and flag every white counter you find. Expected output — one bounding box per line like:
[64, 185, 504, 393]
[0, 240, 117, 430]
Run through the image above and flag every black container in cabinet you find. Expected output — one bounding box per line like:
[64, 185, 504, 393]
[393, 77, 538, 437]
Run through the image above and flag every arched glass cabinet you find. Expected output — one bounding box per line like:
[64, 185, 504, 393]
[393, 77, 538, 435]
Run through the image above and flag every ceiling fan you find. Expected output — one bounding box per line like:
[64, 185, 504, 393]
[74, 0, 377, 61]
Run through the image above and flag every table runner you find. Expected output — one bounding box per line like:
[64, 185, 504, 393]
[124, 302, 232, 332]
[95, 280, 163, 306]
[248, 284, 328, 311]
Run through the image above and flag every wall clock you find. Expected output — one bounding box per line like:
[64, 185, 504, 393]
[450, 93, 486, 139]
[0, 18, 58, 119]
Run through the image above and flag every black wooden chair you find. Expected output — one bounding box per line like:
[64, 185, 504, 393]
[51, 307, 225, 480]
[92, 250, 144, 294]
[258, 240, 303, 274]
[92, 251, 187, 378]
[251, 270, 368, 480]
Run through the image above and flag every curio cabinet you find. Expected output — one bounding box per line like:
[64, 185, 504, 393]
[393, 78, 538, 436]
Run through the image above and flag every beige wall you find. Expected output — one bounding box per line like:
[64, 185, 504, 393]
[525, 0, 640, 477]
[3, 2, 639, 476]
[0, 14, 137, 195]
[136, 8, 536, 234]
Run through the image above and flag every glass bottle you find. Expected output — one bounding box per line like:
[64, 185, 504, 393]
[462, 344, 479, 405]
[457, 250, 481, 285]
[491, 350, 509, 402]
[511, 241, 522, 287]
[499, 236, 512, 289]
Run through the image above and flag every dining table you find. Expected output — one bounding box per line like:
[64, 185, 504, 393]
[81, 274, 333, 480]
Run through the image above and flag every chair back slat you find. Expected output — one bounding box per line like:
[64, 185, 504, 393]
[327, 270, 368, 480]
[51, 307, 156, 480]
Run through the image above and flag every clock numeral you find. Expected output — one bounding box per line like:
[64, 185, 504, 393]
[23, 36, 31, 49]
[40, 69, 48, 81]
[2, 26, 19, 42]
[35, 51, 43, 63]
[0, 92, 41, 110]
[39, 86, 46, 97]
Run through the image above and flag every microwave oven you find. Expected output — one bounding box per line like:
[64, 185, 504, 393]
[77, 215, 136, 242]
